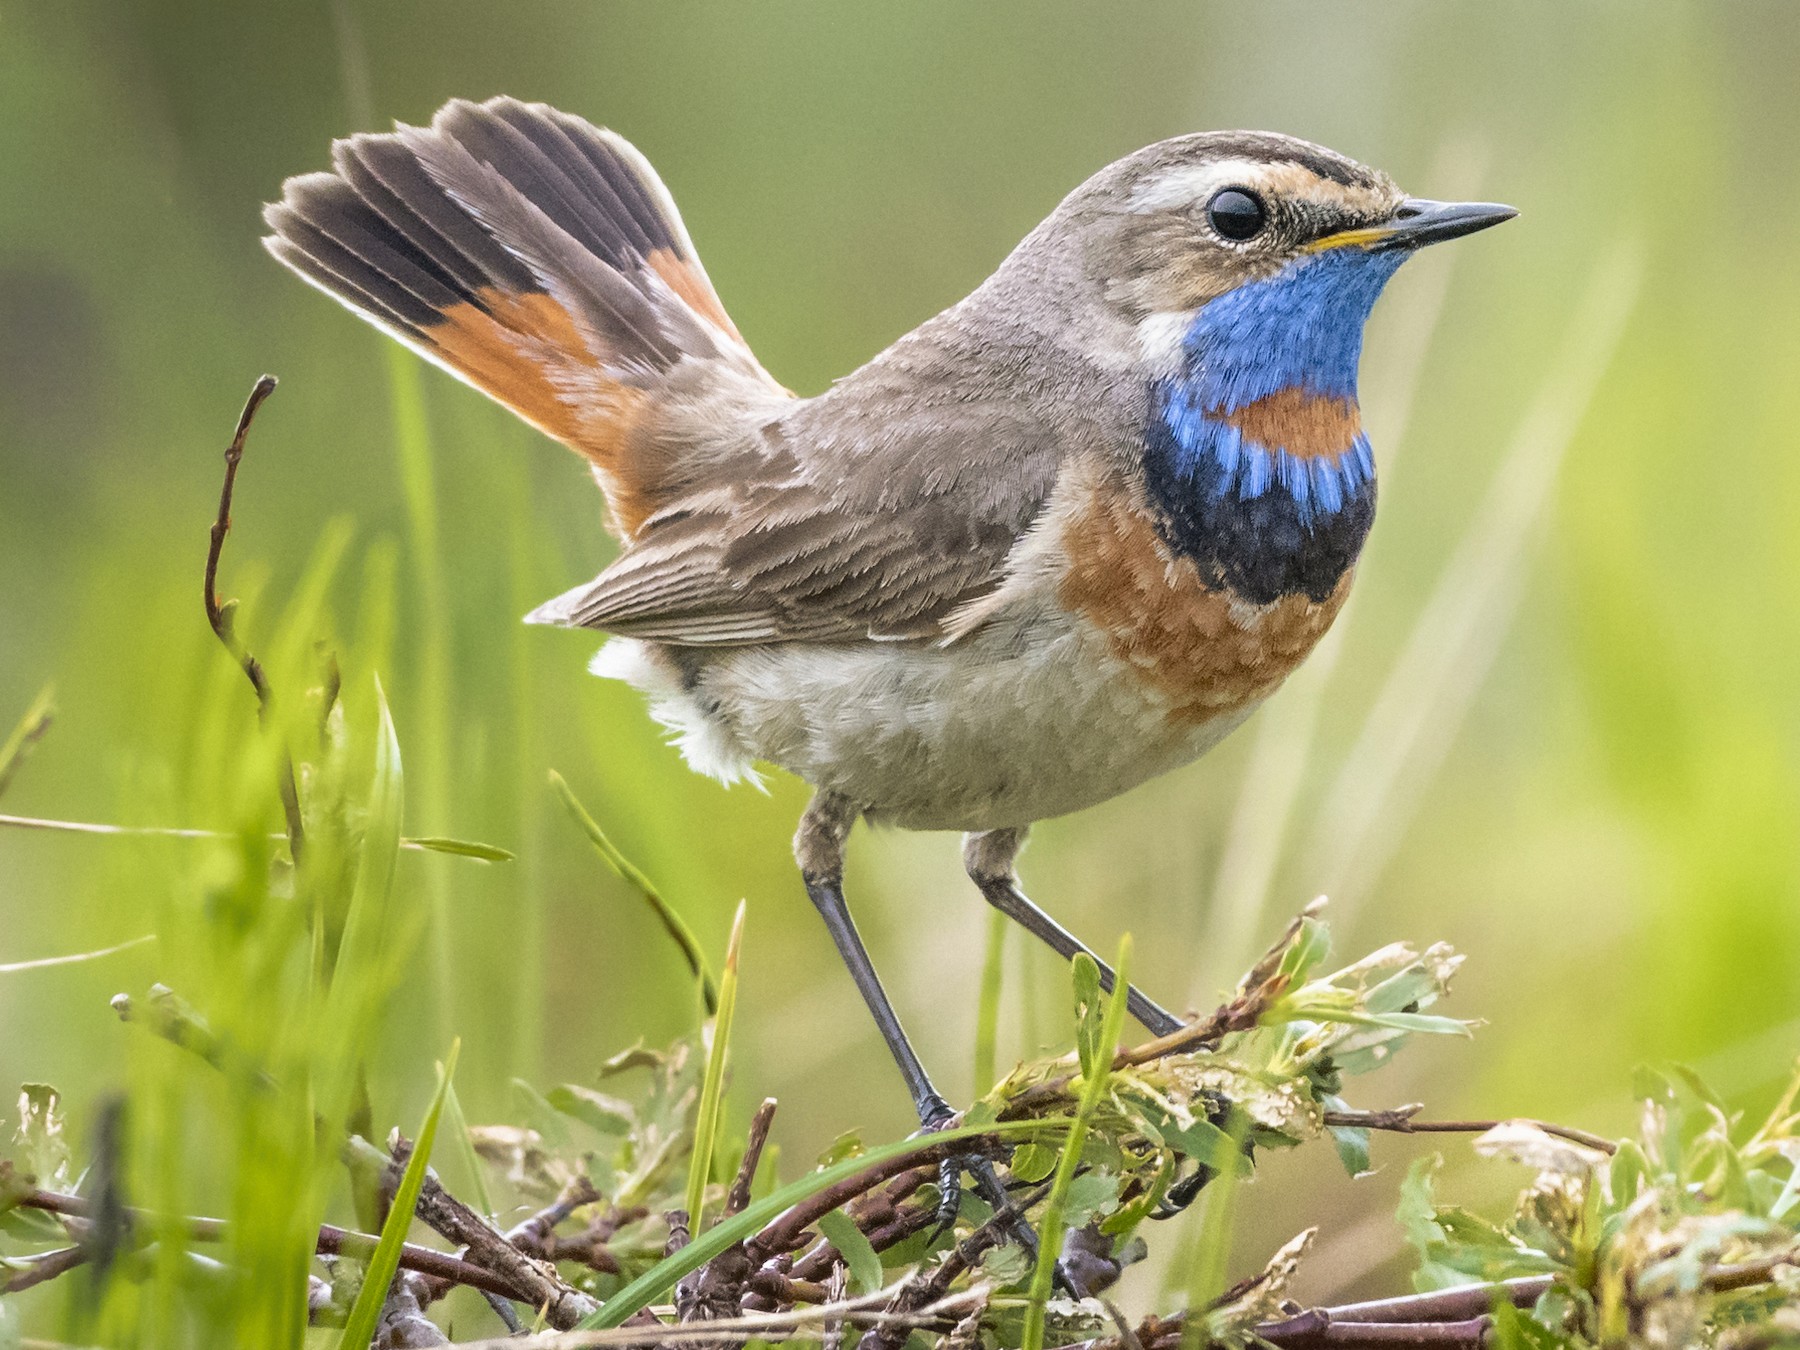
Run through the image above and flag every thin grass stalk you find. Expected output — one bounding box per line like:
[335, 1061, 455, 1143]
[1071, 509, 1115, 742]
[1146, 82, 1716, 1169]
[0, 684, 54, 801]
[551, 770, 719, 1011]
[1022, 939, 1132, 1350]
[687, 902, 746, 1229]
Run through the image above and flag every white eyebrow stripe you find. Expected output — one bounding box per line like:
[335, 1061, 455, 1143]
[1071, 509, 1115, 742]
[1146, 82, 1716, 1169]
[1129, 158, 1384, 216]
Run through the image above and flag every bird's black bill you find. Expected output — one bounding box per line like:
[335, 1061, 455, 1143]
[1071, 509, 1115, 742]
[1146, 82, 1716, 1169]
[1370, 198, 1519, 250]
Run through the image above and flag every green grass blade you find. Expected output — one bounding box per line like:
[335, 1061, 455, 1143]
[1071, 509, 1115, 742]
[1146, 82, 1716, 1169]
[0, 933, 154, 975]
[1022, 939, 1133, 1350]
[550, 769, 718, 1011]
[0, 684, 54, 802]
[0, 811, 506, 864]
[974, 910, 1007, 1092]
[686, 901, 745, 1229]
[335, 1038, 461, 1350]
[402, 836, 515, 862]
[581, 1116, 1071, 1329]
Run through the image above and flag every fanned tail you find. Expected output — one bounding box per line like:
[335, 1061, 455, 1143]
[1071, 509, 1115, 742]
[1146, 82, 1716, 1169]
[263, 96, 788, 538]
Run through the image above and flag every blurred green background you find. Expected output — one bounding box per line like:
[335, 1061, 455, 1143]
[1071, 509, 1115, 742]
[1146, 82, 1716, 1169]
[4, 0, 1799, 1315]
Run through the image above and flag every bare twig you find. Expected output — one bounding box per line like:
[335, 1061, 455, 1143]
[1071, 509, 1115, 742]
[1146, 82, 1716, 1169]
[745, 1140, 975, 1267]
[10, 1172, 526, 1305]
[856, 1182, 1049, 1350]
[1321, 1106, 1618, 1156]
[442, 1283, 990, 1349]
[2, 1244, 89, 1293]
[725, 1099, 778, 1218]
[202, 374, 304, 860]
[379, 1274, 451, 1347]
[371, 1134, 600, 1330]
[508, 1176, 603, 1258]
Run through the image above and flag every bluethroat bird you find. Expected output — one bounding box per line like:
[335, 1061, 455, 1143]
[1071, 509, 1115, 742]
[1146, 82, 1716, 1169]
[266, 97, 1513, 1213]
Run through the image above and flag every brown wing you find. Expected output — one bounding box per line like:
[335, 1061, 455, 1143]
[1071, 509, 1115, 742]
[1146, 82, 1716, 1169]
[526, 378, 1074, 644]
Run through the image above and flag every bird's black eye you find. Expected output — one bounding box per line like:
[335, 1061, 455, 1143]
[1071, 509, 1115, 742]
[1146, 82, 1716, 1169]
[1206, 188, 1267, 242]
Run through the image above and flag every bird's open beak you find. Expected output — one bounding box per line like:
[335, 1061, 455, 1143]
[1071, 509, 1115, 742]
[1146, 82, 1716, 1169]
[1306, 199, 1518, 253]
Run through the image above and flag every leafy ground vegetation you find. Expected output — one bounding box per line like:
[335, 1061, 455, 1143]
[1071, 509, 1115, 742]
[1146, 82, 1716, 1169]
[3, 384, 1798, 1350]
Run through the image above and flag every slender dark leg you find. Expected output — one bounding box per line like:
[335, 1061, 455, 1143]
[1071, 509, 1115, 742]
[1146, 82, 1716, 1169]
[794, 793, 1030, 1240]
[964, 827, 1186, 1038]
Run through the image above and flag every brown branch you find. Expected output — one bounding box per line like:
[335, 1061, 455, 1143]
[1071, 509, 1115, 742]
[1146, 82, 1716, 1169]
[726, 1099, 778, 1219]
[2, 1243, 88, 1293]
[372, 1133, 600, 1330]
[1321, 1107, 1618, 1156]
[508, 1175, 603, 1258]
[202, 373, 304, 860]
[1002, 906, 1321, 1121]
[744, 1139, 974, 1266]
[440, 1286, 988, 1350]
[10, 1176, 525, 1304]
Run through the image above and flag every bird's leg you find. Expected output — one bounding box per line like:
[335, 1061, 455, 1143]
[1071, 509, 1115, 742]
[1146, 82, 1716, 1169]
[794, 792, 1031, 1243]
[964, 827, 1186, 1038]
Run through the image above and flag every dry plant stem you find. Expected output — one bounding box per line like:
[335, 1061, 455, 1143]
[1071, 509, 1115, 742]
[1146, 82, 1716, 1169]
[744, 1139, 971, 1266]
[2, 1243, 88, 1293]
[508, 1176, 604, 1257]
[13, 1180, 525, 1303]
[203, 373, 305, 861]
[725, 1099, 778, 1218]
[1322, 1107, 1618, 1156]
[858, 1183, 1051, 1350]
[443, 1287, 989, 1350]
[1002, 909, 1315, 1120]
[376, 1134, 599, 1329]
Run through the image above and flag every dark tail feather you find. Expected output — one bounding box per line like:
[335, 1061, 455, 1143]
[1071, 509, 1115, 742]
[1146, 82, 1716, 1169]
[263, 96, 785, 535]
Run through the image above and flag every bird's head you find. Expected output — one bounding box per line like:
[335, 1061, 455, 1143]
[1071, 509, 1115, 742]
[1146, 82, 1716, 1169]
[1065, 130, 1516, 390]
[1026, 132, 1515, 603]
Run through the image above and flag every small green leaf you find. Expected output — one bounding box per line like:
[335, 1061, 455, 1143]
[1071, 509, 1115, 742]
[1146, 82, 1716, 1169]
[816, 1130, 867, 1168]
[546, 1084, 636, 1135]
[402, 835, 514, 862]
[1276, 915, 1331, 983]
[12, 1084, 69, 1188]
[980, 1241, 1034, 1287]
[335, 1039, 460, 1350]
[1159, 1115, 1244, 1174]
[1062, 1169, 1121, 1229]
[1009, 1142, 1058, 1183]
[1329, 1124, 1373, 1178]
[817, 1207, 883, 1294]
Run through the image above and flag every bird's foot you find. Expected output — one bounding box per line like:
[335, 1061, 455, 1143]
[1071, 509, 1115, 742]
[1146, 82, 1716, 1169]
[918, 1101, 1086, 1296]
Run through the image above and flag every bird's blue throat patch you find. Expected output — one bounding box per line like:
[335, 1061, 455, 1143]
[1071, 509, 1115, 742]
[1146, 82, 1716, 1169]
[1144, 247, 1406, 605]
